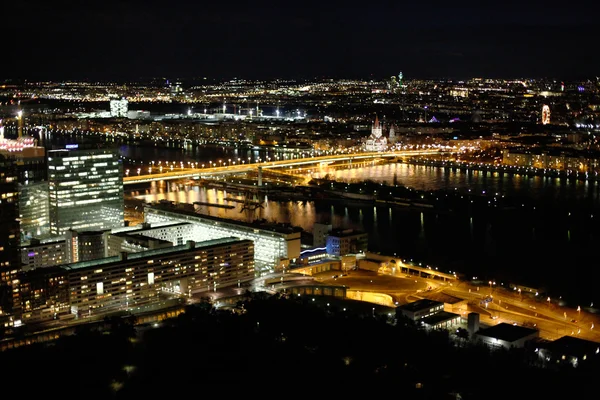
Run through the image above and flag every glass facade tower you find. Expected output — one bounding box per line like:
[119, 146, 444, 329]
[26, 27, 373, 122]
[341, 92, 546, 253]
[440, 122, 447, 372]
[47, 147, 124, 235]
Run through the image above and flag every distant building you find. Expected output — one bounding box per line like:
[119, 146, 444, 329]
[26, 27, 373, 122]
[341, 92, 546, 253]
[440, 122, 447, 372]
[47, 147, 124, 235]
[364, 115, 388, 152]
[502, 148, 600, 172]
[313, 222, 332, 247]
[109, 98, 128, 118]
[325, 228, 368, 257]
[474, 323, 539, 349]
[542, 105, 551, 125]
[0, 152, 20, 323]
[127, 110, 152, 120]
[0, 137, 47, 243]
[388, 124, 397, 144]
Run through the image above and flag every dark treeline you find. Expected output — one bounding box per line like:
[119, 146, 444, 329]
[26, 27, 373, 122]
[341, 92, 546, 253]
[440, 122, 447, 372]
[1, 294, 597, 399]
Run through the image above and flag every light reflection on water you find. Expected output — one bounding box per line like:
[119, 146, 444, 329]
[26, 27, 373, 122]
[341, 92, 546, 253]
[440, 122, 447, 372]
[313, 163, 600, 205]
[129, 162, 600, 306]
[133, 182, 320, 233]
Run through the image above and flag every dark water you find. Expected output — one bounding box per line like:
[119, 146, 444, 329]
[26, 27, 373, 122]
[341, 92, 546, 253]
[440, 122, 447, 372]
[47, 134, 600, 307]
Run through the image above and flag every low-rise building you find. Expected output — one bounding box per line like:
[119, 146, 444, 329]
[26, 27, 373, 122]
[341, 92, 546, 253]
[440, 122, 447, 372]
[537, 335, 600, 368]
[420, 310, 462, 330]
[110, 221, 195, 247]
[325, 228, 368, 257]
[475, 323, 539, 349]
[397, 299, 445, 321]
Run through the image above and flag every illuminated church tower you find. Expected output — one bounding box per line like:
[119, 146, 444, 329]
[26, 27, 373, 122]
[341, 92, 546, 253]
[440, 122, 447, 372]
[365, 115, 387, 152]
[372, 115, 383, 139]
[388, 124, 397, 144]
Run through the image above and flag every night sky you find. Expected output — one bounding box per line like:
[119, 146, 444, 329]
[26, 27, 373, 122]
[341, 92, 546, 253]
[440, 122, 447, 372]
[3, 0, 599, 81]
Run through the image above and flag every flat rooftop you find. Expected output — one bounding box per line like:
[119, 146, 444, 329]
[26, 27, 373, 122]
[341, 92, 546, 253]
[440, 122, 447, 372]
[398, 298, 444, 313]
[110, 222, 191, 236]
[545, 335, 600, 355]
[476, 322, 538, 342]
[62, 237, 247, 271]
[120, 233, 173, 246]
[146, 202, 302, 236]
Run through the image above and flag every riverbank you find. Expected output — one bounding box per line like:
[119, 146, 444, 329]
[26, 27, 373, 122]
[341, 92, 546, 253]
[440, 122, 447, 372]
[404, 158, 600, 182]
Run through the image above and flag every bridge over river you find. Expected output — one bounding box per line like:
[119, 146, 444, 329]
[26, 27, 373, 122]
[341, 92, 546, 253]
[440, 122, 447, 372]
[123, 149, 442, 185]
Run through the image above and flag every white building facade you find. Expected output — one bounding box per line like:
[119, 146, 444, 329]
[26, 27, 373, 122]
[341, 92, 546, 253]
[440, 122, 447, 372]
[364, 115, 388, 152]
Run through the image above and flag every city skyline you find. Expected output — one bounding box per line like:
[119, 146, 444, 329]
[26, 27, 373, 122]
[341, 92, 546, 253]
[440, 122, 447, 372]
[2, 1, 600, 81]
[1, 22, 600, 394]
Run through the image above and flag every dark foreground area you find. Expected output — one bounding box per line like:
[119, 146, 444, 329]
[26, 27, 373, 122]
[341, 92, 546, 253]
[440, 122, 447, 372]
[2, 294, 598, 399]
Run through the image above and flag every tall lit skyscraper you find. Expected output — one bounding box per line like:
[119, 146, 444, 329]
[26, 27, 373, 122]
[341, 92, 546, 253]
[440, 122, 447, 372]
[0, 153, 20, 322]
[47, 146, 124, 235]
[19, 181, 50, 242]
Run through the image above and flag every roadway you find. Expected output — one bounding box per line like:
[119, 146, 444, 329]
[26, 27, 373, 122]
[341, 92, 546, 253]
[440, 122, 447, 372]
[312, 269, 600, 342]
[123, 149, 442, 185]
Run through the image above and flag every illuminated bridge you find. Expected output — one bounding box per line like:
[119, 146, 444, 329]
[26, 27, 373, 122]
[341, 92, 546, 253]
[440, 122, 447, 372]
[123, 150, 441, 185]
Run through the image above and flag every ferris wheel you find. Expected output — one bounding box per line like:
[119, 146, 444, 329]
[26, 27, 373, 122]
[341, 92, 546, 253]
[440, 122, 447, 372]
[541, 105, 550, 125]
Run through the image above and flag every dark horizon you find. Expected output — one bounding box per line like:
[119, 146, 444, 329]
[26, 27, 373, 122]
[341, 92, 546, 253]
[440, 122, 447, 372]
[2, 1, 600, 82]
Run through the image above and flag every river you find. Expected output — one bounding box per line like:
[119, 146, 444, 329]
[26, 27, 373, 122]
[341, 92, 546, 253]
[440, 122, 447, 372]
[47, 135, 600, 307]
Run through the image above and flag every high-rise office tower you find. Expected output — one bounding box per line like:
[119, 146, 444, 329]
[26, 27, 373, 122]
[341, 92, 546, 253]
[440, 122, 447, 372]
[0, 153, 20, 322]
[0, 136, 47, 244]
[13, 139, 49, 243]
[19, 181, 50, 242]
[47, 146, 124, 235]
